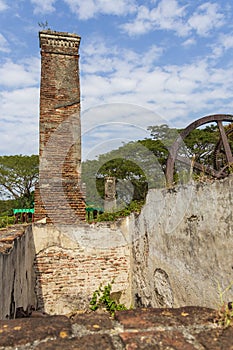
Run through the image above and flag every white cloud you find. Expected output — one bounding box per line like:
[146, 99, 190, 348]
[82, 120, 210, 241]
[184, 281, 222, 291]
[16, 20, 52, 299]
[121, 0, 189, 37]
[0, 87, 39, 155]
[80, 38, 165, 111]
[30, 0, 56, 14]
[0, 57, 40, 88]
[0, 33, 10, 52]
[1, 87, 39, 121]
[219, 33, 233, 50]
[188, 3, 224, 36]
[0, 0, 8, 11]
[80, 37, 233, 125]
[182, 38, 196, 47]
[121, 1, 225, 38]
[209, 32, 233, 60]
[81, 38, 163, 78]
[0, 56, 40, 154]
[63, 0, 136, 19]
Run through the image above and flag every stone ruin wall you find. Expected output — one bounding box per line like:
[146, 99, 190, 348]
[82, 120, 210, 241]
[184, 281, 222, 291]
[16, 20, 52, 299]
[0, 226, 36, 319]
[1, 176, 233, 319]
[32, 222, 132, 315]
[130, 176, 233, 309]
[0, 221, 132, 319]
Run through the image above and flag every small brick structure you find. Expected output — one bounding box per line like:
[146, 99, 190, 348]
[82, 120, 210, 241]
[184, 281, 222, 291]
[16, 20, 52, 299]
[34, 30, 86, 224]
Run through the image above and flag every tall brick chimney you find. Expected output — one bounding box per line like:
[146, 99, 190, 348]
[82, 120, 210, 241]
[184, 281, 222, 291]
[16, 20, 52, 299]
[34, 31, 86, 224]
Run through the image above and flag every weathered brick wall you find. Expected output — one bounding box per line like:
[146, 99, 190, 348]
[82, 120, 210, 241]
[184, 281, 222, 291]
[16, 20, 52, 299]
[34, 31, 86, 224]
[32, 222, 132, 315]
[1, 177, 233, 319]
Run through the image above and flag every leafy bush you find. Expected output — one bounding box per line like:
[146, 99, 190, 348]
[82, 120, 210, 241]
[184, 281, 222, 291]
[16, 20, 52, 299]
[0, 216, 15, 228]
[90, 281, 127, 316]
[96, 200, 144, 222]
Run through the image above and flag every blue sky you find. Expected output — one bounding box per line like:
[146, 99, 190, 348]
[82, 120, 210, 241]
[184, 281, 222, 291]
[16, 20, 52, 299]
[0, 0, 233, 159]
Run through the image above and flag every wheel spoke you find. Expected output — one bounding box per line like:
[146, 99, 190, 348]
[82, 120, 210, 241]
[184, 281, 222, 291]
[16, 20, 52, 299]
[166, 114, 233, 185]
[176, 155, 219, 177]
[217, 121, 233, 164]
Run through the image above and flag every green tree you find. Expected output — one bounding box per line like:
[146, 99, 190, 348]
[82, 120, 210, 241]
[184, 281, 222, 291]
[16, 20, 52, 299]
[182, 125, 219, 164]
[82, 138, 167, 208]
[147, 124, 179, 147]
[0, 155, 39, 208]
[82, 122, 231, 209]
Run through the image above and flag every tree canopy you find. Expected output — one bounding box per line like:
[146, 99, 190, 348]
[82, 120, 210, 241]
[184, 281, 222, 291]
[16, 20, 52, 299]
[82, 122, 233, 209]
[0, 122, 231, 216]
[0, 155, 39, 208]
[81, 127, 176, 208]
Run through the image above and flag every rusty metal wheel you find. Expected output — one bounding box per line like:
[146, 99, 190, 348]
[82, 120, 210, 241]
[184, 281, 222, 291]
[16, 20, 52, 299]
[213, 125, 233, 175]
[166, 114, 233, 186]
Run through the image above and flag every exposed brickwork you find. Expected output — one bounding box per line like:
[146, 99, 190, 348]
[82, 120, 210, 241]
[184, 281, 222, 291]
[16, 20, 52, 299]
[34, 31, 86, 224]
[34, 243, 130, 315]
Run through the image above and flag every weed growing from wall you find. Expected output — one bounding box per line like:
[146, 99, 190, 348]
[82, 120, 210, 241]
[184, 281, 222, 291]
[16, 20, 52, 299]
[90, 281, 127, 316]
[215, 281, 233, 328]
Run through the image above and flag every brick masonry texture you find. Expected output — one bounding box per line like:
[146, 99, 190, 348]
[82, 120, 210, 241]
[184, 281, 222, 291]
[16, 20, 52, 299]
[32, 222, 132, 315]
[34, 246, 130, 315]
[34, 31, 86, 224]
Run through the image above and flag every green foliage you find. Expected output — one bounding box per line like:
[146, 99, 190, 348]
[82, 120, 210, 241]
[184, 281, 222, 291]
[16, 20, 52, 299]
[82, 137, 168, 209]
[82, 141, 151, 207]
[0, 216, 15, 228]
[89, 281, 127, 315]
[82, 123, 226, 209]
[147, 124, 179, 148]
[216, 281, 233, 328]
[96, 200, 144, 222]
[96, 157, 148, 202]
[183, 125, 219, 164]
[0, 155, 38, 206]
[217, 302, 233, 328]
[0, 199, 18, 216]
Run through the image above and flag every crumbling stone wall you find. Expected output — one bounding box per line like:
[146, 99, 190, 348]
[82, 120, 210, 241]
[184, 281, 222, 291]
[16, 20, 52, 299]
[32, 222, 132, 315]
[131, 176, 233, 308]
[1, 177, 233, 319]
[0, 226, 36, 319]
[34, 31, 86, 224]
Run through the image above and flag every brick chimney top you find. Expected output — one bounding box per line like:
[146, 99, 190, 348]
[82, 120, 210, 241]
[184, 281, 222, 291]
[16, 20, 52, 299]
[39, 30, 81, 55]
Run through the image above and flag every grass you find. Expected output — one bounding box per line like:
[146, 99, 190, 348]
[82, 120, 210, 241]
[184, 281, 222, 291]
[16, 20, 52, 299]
[215, 281, 233, 328]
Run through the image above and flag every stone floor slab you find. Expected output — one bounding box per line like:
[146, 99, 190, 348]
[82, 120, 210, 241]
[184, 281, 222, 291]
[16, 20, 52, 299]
[0, 316, 71, 348]
[35, 334, 116, 350]
[115, 306, 215, 330]
[120, 330, 196, 350]
[196, 326, 233, 350]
